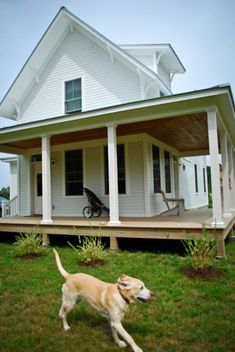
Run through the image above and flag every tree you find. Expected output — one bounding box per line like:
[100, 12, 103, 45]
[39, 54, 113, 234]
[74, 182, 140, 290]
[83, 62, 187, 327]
[0, 187, 10, 200]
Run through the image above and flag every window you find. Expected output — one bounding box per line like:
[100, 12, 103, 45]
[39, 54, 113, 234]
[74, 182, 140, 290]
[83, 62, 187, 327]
[152, 145, 161, 193]
[160, 91, 165, 97]
[104, 144, 126, 194]
[65, 79, 82, 113]
[164, 151, 171, 193]
[203, 168, 206, 193]
[194, 164, 198, 193]
[65, 150, 83, 196]
[37, 173, 42, 196]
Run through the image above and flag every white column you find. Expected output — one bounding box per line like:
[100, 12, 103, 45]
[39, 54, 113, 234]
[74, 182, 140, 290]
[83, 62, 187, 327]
[40, 135, 53, 224]
[228, 144, 234, 211]
[107, 124, 121, 225]
[207, 110, 224, 226]
[220, 132, 232, 217]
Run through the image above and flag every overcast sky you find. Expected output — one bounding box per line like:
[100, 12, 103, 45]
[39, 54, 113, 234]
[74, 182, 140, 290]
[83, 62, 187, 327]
[0, 0, 234, 188]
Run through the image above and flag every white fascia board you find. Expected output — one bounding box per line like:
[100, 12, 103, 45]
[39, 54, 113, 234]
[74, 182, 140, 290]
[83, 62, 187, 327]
[0, 157, 18, 163]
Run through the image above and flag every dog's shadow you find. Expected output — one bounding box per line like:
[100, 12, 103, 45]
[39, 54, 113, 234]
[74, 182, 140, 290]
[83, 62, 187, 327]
[68, 304, 145, 335]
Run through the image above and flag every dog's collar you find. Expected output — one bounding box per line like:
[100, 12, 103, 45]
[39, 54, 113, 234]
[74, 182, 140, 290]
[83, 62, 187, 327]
[117, 286, 131, 305]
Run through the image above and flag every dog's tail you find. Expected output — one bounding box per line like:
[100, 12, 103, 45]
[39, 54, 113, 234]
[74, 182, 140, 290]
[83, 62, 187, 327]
[53, 249, 69, 279]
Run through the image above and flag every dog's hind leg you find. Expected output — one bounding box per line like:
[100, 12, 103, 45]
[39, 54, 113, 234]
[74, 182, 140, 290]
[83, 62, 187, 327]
[59, 284, 79, 331]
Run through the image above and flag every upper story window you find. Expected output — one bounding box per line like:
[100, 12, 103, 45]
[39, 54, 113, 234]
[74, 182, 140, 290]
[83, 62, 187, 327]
[152, 145, 161, 193]
[164, 151, 171, 193]
[65, 79, 82, 113]
[104, 144, 126, 194]
[65, 149, 83, 196]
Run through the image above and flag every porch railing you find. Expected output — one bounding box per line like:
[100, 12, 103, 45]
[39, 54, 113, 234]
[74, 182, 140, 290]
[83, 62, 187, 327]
[1, 196, 18, 217]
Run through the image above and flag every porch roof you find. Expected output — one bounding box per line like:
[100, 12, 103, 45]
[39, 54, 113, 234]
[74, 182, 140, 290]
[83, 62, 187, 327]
[0, 85, 234, 156]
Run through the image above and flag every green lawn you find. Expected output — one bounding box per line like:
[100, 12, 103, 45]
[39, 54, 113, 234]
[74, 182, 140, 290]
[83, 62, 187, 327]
[1, 240, 235, 352]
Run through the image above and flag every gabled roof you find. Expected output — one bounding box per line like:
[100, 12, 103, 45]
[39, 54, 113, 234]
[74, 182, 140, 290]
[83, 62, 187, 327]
[120, 44, 186, 74]
[0, 7, 175, 120]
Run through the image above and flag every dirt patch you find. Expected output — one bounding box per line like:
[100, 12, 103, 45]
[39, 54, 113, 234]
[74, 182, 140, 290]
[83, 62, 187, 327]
[17, 253, 43, 260]
[79, 259, 107, 267]
[182, 267, 225, 280]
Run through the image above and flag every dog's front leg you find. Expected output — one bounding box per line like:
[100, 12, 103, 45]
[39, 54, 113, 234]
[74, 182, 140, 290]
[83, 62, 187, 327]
[111, 321, 143, 352]
[110, 325, 127, 348]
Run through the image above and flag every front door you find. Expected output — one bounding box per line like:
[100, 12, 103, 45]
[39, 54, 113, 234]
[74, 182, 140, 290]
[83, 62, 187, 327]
[34, 164, 42, 215]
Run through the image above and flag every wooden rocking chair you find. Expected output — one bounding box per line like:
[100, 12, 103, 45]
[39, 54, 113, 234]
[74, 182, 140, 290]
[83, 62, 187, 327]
[160, 190, 185, 216]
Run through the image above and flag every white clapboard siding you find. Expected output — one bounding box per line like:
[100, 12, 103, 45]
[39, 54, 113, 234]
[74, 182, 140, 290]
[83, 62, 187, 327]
[9, 160, 18, 199]
[179, 156, 208, 209]
[19, 29, 141, 123]
[18, 156, 30, 215]
[119, 141, 145, 216]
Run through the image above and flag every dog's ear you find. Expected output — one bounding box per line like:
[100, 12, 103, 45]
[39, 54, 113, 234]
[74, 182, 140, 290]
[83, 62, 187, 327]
[117, 274, 131, 290]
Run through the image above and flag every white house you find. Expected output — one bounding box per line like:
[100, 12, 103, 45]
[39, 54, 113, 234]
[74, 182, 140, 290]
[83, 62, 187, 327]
[0, 7, 234, 237]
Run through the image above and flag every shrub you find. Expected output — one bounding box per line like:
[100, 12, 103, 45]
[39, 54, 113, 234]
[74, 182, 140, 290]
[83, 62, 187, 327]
[12, 228, 46, 257]
[182, 226, 217, 270]
[68, 235, 106, 264]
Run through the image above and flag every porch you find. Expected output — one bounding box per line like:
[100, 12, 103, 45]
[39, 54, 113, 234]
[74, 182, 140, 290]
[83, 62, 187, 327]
[1, 207, 234, 257]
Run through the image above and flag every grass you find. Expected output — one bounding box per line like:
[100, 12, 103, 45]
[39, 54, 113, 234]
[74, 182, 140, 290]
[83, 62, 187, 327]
[1, 240, 235, 352]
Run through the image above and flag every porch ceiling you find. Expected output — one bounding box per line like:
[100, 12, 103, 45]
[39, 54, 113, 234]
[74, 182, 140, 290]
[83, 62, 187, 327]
[1, 112, 209, 154]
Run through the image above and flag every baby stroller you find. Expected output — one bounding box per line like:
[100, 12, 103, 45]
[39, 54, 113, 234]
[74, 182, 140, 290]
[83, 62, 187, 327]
[83, 187, 109, 218]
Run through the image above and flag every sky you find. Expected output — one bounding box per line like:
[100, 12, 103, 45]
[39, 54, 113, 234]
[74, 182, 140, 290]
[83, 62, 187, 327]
[0, 0, 234, 188]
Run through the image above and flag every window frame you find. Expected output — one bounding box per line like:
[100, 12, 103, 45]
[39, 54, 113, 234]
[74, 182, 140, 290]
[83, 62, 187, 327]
[152, 145, 161, 193]
[64, 149, 83, 197]
[64, 78, 82, 114]
[164, 150, 172, 193]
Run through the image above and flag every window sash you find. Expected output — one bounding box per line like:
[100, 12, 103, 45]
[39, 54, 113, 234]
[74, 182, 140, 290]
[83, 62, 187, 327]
[164, 151, 171, 193]
[152, 145, 161, 193]
[65, 150, 83, 196]
[65, 79, 82, 113]
[104, 144, 126, 194]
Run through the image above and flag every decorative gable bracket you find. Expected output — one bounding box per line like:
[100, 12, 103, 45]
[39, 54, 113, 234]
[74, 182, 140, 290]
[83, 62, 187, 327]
[106, 45, 115, 63]
[9, 98, 20, 117]
[29, 66, 40, 84]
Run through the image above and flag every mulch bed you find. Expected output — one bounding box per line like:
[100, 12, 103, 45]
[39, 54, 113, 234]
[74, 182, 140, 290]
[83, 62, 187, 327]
[17, 253, 43, 260]
[182, 267, 225, 280]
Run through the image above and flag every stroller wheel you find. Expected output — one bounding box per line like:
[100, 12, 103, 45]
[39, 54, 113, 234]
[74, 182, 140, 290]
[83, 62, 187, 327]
[92, 207, 102, 217]
[83, 206, 93, 218]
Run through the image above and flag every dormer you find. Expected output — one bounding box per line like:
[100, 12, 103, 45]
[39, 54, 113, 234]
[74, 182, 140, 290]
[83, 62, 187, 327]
[120, 44, 185, 92]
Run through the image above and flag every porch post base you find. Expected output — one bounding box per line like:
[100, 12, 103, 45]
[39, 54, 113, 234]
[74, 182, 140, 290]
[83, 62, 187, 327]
[223, 212, 232, 218]
[110, 237, 119, 250]
[108, 220, 121, 225]
[211, 221, 225, 228]
[41, 219, 54, 225]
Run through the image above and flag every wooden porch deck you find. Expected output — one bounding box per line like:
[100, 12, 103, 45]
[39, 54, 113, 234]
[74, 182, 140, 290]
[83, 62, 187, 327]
[1, 207, 235, 257]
